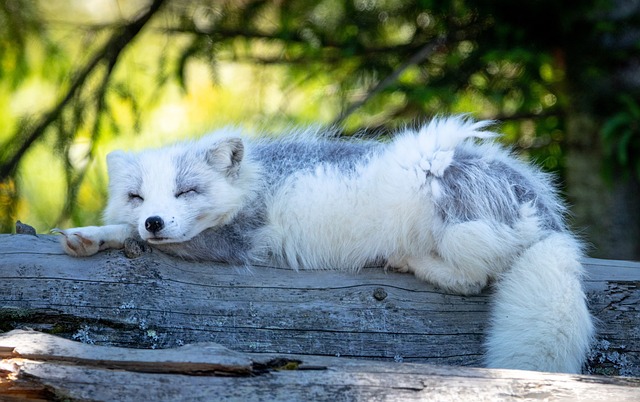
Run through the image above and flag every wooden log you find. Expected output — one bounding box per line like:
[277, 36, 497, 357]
[1, 330, 639, 401]
[0, 233, 639, 378]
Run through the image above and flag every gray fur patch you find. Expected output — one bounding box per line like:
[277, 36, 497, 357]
[434, 147, 564, 231]
[172, 151, 209, 195]
[154, 206, 266, 264]
[250, 139, 378, 188]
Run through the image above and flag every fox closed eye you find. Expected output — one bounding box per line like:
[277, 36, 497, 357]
[176, 188, 199, 198]
[128, 192, 144, 202]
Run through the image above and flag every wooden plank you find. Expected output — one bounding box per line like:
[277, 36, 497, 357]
[0, 233, 639, 376]
[0, 329, 252, 375]
[1, 330, 639, 402]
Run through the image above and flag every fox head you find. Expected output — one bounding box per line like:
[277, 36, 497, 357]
[103, 137, 255, 244]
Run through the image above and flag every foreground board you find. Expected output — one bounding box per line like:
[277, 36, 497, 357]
[1, 330, 639, 401]
[0, 233, 639, 378]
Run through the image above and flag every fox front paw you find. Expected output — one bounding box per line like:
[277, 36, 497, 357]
[52, 227, 103, 257]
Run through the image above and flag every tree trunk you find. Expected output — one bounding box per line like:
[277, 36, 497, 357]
[565, 113, 640, 260]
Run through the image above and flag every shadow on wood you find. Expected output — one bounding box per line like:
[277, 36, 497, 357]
[0, 233, 639, 383]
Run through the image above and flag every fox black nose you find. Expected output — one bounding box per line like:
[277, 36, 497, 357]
[145, 216, 164, 233]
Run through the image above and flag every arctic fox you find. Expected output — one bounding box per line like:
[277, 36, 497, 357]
[56, 116, 594, 373]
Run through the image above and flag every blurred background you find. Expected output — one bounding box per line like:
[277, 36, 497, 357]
[0, 0, 638, 260]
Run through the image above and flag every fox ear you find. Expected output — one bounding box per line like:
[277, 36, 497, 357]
[106, 150, 132, 178]
[206, 138, 244, 177]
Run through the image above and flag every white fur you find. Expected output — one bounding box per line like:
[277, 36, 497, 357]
[486, 233, 594, 372]
[55, 116, 594, 373]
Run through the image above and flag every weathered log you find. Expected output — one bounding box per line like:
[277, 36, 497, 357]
[0, 233, 639, 379]
[1, 330, 639, 401]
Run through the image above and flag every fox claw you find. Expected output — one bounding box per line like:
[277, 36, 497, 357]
[53, 227, 101, 257]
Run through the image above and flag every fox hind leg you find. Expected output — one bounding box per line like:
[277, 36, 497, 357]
[390, 219, 529, 295]
[387, 253, 488, 296]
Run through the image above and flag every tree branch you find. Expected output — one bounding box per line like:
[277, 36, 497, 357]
[0, 0, 166, 181]
[163, 25, 436, 59]
[331, 37, 445, 127]
[55, 50, 121, 227]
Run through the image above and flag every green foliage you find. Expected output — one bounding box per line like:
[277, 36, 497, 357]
[0, 1, 49, 86]
[602, 94, 640, 180]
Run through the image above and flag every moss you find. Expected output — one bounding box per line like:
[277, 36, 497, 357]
[0, 308, 36, 331]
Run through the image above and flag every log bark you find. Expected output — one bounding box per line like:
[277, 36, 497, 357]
[1, 233, 639, 380]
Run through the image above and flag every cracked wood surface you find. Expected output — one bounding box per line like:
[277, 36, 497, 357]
[0, 233, 639, 378]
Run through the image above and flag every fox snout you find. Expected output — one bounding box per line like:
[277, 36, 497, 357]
[145, 216, 164, 233]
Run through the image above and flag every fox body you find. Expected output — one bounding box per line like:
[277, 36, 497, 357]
[58, 117, 594, 373]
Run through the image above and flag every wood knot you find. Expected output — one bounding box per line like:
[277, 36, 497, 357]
[15, 221, 36, 236]
[373, 287, 387, 301]
[123, 238, 151, 259]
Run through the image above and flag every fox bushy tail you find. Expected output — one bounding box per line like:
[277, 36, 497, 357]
[485, 232, 594, 373]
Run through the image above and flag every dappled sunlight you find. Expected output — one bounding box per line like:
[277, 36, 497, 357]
[17, 143, 67, 232]
[149, 102, 189, 138]
[8, 79, 58, 118]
